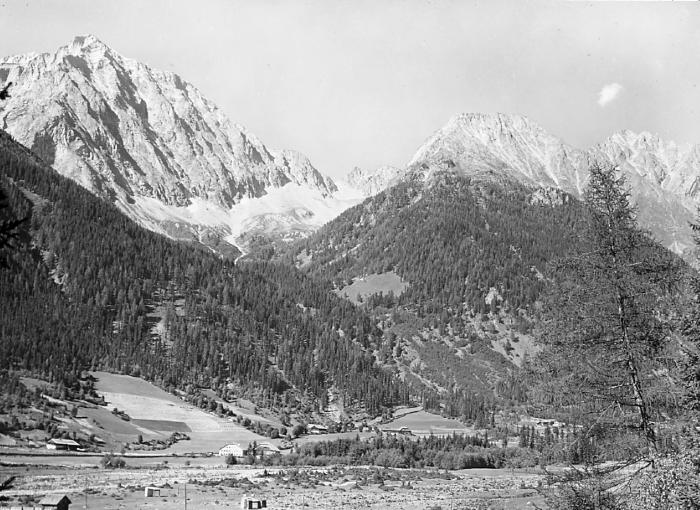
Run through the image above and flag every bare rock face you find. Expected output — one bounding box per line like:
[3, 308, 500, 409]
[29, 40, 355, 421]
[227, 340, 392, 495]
[407, 113, 589, 196]
[347, 165, 406, 197]
[0, 35, 343, 253]
[2, 36, 697, 261]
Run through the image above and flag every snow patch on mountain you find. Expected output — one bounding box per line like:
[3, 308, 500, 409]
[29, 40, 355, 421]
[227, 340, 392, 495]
[128, 181, 364, 254]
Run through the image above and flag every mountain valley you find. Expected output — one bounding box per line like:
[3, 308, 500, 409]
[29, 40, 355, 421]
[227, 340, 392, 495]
[1, 35, 699, 484]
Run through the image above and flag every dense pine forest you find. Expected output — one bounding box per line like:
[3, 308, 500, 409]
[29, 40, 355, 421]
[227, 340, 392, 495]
[288, 172, 586, 315]
[273, 171, 589, 410]
[0, 129, 408, 415]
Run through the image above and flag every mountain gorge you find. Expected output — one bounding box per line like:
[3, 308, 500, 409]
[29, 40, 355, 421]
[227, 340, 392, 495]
[0, 35, 361, 255]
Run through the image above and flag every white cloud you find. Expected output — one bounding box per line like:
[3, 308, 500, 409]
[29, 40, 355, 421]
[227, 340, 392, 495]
[597, 83, 624, 107]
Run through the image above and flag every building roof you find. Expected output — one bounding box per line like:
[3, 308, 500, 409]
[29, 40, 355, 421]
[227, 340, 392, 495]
[39, 494, 72, 505]
[48, 438, 80, 446]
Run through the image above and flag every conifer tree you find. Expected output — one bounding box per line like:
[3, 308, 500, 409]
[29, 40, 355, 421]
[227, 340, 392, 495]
[531, 163, 682, 454]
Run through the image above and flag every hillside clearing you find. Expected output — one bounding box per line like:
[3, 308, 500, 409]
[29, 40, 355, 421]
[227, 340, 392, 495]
[91, 372, 268, 453]
[336, 271, 408, 304]
[380, 409, 473, 436]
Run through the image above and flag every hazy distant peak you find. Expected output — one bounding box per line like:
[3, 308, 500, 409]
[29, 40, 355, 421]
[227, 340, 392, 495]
[346, 165, 405, 197]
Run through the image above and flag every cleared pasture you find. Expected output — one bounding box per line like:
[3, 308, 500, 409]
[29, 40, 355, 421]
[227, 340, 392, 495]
[336, 271, 408, 304]
[91, 372, 269, 453]
[380, 409, 472, 436]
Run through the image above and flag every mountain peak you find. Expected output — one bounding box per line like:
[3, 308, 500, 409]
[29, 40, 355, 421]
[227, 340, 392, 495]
[451, 112, 532, 124]
[1, 36, 346, 253]
[447, 112, 542, 134]
[347, 165, 405, 197]
[64, 34, 110, 56]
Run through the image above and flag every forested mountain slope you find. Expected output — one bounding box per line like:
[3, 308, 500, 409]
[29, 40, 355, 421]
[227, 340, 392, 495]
[291, 171, 585, 315]
[0, 129, 407, 417]
[279, 169, 588, 406]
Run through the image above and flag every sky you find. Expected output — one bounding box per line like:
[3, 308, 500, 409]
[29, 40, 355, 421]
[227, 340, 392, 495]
[1, 0, 699, 179]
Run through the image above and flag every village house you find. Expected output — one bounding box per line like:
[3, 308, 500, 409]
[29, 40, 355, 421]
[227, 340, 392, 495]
[307, 423, 328, 435]
[218, 443, 244, 458]
[38, 494, 71, 510]
[383, 426, 412, 436]
[45, 439, 80, 451]
[254, 442, 280, 458]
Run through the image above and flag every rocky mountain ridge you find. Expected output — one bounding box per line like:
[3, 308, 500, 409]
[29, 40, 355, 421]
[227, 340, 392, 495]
[371, 113, 700, 258]
[0, 35, 354, 254]
[1, 36, 697, 258]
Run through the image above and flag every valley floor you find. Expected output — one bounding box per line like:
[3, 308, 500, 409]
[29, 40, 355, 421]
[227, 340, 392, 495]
[0, 458, 545, 509]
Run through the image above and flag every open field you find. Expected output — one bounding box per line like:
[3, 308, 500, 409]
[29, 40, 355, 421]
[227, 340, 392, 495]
[91, 372, 269, 453]
[0, 460, 546, 509]
[200, 390, 284, 429]
[380, 410, 473, 436]
[336, 271, 408, 304]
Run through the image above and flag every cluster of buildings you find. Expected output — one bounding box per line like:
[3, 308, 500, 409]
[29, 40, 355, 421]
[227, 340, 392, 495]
[218, 441, 280, 459]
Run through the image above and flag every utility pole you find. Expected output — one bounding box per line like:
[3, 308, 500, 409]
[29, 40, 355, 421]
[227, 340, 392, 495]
[184, 482, 187, 510]
[84, 473, 88, 509]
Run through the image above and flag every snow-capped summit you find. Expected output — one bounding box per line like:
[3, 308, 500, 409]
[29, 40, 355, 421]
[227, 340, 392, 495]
[0, 35, 350, 254]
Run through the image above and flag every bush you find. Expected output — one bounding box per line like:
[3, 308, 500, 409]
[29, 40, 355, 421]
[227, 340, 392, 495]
[100, 452, 126, 469]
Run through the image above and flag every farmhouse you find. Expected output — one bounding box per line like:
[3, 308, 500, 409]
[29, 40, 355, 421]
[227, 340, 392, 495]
[38, 494, 71, 509]
[46, 439, 80, 451]
[307, 423, 328, 434]
[218, 443, 244, 457]
[384, 426, 412, 436]
[254, 442, 280, 457]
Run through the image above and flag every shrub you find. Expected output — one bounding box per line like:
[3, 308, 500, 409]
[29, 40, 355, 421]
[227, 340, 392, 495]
[100, 452, 126, 469]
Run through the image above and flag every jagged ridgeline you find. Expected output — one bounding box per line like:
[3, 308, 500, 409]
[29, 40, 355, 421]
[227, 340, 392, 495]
[0, 129, 407, 413]
[288, 171, 586, 315]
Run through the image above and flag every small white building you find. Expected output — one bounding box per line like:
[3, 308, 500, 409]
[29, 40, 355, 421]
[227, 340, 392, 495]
[240, 495, 267, 509]
[218, 443, 244, 457]
[144, 487, 160, 497]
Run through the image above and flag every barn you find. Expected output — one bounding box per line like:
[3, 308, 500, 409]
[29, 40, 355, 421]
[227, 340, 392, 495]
[46, 439, 80, 451]
[38, 494, 71, 509]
